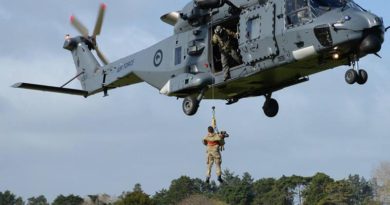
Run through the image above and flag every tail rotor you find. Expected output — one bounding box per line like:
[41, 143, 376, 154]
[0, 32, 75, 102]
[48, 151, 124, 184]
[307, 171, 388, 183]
[70, 3, 109, 65]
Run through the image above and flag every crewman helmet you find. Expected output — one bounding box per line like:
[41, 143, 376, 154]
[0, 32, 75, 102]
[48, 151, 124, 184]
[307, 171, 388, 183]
[215, 26, 223, 35]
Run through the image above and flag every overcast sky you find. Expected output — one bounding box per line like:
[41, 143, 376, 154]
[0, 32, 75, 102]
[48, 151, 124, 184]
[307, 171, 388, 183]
[1, 0, 389, 202]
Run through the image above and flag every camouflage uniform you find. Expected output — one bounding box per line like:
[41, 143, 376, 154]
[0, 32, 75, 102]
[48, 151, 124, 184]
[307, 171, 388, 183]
[203, 133, 224, 178]
[212, 26, 242, 80]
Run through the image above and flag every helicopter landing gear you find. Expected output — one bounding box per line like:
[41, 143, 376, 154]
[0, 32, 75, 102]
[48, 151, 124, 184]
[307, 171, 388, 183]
[345, 69, 368, 85]
[345, 56, 368, 85]
[345, 69, 358, 84]
[356, 69, 368, 85]
[262, 94, 279, 118]
[183, 96, 199, 116]
[182, 88, 207, 116]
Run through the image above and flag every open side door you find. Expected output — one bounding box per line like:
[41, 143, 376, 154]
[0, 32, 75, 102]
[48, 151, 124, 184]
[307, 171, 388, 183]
[209, 17, 241, 74]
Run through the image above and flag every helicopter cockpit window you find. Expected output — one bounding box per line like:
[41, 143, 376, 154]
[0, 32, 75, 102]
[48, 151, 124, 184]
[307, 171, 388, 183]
[311, 0, 344, 8]
[286, 0, 311, 27]
[310, 0, 364, 17]
[344, 1, 365, 11]
[311, 0, 343, 16]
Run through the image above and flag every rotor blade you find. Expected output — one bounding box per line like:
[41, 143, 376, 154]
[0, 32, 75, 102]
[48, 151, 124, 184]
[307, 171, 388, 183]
[93, 3, 106, 38]
[95, 46, 109, 65]
[71, 15, 89, 38]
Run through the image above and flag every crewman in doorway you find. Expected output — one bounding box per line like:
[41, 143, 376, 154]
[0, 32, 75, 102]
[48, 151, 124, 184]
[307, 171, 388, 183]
[203, 126, 224, 184]
[212, 25, 242, 81]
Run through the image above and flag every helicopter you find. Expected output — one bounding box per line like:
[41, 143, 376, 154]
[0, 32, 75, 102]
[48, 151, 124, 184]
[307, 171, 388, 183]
[13, 0, 388, 117]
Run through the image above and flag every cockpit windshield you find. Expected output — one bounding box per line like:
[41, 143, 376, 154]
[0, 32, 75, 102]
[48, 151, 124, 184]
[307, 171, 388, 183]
[310, 0, 365, 17]
[311, 0, 344, 8]
[310, 0, 343, 17]
[286, 0, 365, 27]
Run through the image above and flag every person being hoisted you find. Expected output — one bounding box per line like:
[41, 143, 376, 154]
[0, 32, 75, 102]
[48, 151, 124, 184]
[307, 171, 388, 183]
[203, 107, 229, 184]
[203, 126, 224, 184]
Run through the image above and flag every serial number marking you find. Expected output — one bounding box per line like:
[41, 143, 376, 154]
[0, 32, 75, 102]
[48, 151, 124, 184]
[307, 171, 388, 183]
[109, 59, 135, 73]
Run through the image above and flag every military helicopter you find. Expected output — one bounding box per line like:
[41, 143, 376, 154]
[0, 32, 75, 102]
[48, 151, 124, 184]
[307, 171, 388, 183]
[13, 0, 388, 117]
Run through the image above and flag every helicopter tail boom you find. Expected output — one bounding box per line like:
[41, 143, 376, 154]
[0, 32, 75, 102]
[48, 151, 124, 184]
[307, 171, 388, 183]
[12, 39, 101, 97]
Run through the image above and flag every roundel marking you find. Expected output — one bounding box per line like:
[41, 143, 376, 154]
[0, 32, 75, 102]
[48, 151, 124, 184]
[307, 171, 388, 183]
[153, 49, 163, 67]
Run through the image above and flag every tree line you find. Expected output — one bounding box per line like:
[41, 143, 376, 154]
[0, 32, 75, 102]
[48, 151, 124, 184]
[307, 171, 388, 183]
[1, 162, 390, 205]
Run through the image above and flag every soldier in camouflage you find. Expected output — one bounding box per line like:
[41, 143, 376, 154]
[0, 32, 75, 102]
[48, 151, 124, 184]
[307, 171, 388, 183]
[203, 126, 224, 184]
[212, 25, 242, 81]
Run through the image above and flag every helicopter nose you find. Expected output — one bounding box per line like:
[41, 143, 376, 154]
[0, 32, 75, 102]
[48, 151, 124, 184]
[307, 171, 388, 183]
[341, 11, 385, 55]
[359, 33, 383, 55]
[358, 14, 385, 55]
[348, 11, 383, 30]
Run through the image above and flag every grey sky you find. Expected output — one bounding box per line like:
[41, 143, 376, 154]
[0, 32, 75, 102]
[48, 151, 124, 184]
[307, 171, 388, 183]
[1, 0, 389, 202]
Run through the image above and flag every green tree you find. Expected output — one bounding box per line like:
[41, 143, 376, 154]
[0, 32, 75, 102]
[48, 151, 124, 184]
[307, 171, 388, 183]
[216, 170, 254, 205]
[15, 197, 24, 205]
[346, 175, 374, 204]
[168, 176, 201, 201]
[152, 189, 170, 205]
[252, 178, 277, 204]
[317, 180, 353, 205]
[302, 174, 377, 205]
[276, 175, 308, 205]
[87, 195, 98, 204]
[27, 195, 48, 205]
[0, 190, 18, 205]
[133, 183, 143, 193]
[177, 194, 228, 205]
[302, 173, 334, 205]
[251, 175, 308, 205]
[52, 194, 83, 205]
[115, 184, 154, 205]
[164, 176, 207, 204]
[152, 176, 215, 205]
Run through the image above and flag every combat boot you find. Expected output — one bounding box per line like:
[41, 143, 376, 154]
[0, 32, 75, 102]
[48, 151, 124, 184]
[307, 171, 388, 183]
[205, 177, 210, 184]
[217, 176, 224, 183]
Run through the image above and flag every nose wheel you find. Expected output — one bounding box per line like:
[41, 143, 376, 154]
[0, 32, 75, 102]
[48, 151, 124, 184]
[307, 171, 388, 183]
[356, 69, 368, 85]
[345, 69, 368, 85]
[345, 57, 368, 85]
[262, 94, 279, 118]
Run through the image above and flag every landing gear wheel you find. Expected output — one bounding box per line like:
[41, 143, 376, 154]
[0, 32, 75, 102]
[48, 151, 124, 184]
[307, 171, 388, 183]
[263, 98, 279, 118]
[345, 69, 358, 84]
[182, 96, 199, 116]
[357, 69, 368, 85]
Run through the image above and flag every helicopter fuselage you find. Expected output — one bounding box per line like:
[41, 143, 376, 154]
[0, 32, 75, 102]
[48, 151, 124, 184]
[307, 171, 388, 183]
[94, 0, 384, 102]
[14, 0, 386, 117]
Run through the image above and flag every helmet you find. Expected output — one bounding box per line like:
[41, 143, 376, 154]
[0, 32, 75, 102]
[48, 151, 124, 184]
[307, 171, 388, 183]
[215, 26, 223, 34]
